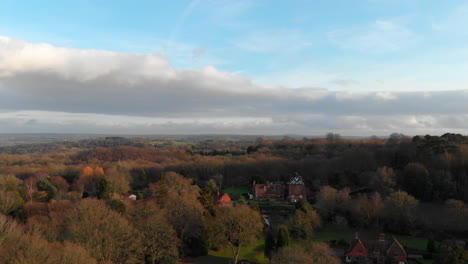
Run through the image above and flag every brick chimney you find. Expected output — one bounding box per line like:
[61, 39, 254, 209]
[355, 232, 359, 240]
[378, 233, 385, 242]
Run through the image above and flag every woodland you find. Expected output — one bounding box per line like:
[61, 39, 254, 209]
[0, 133, 467, 264]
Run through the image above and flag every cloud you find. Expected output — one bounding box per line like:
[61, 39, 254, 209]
[328, 20, 419, 53]
[1, 36, 468, 135]
[332, 79, 360, 87]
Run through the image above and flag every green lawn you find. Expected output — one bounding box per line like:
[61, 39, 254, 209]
[209, 240, 267, 264]
[311, 228, 355, 243]
[396, 236, 428, 251]
[224, 188, 249, 195]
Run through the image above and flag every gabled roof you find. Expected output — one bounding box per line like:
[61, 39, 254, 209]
[288, 173, 304, 185]
[386, 236, 407, 257]
[346, 239, 368, 257]
[346, 233, 408, 262]
[217, 193, 231, 203]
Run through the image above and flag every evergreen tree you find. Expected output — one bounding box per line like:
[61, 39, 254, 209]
[296, 199, 311, 213]
[427, 237, 436, 253]
[277, 225, 290, 248]
[97, 178, 111, 199]
[264, 231, 276, 259]
[36, 177, 58, 201]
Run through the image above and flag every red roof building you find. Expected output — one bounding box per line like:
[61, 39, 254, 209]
[287, 173, 306, 202]
[252, 173, 307, 202]
[345, 233, 407, 264]
[216, 193, 232, 207]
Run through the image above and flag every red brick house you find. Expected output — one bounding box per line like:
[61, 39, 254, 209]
[345, 233, 407, 264]
[252, 173, 307, 202]
[253, 182, 285, 200]
[287, 174, 306, 202]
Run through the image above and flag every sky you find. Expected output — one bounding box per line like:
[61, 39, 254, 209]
[0, 0, 468, 136]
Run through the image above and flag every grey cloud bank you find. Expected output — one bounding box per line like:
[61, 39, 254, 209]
[0, 36, 467, 135]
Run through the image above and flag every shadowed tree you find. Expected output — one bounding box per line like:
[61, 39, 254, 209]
[264, 231, 276, 259]
[211, 204, 263, 264]
[135, 213, 179, 264]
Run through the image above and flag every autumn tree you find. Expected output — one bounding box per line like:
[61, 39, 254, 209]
[372, 166, 396, 196]
[73, 166, 106, 197]
[288, 207, 321, 239]
[315, 185, 338, 219]
[50, 176, 70, 198]
[384, 191, 419, 233]
[386, 191, 419, 211]
[0, 174, 25, 215]
[65, 199, 143, 263]
[58, 242, 98, 264]
[436, 244, 468, 264]
[0, 213, 22, 252]
[351, 192, 384, 227]
[105, 165, 131, 195]
[0, 189, 24, 215]
[135, 213, 179, 264]
[211, 204, 263, 264]
[151, 172, 206, 256]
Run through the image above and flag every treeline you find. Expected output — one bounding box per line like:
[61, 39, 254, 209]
[1, 133, 468, 203]
[243, 133, 468, 202]
[0, 136, 145, 154]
